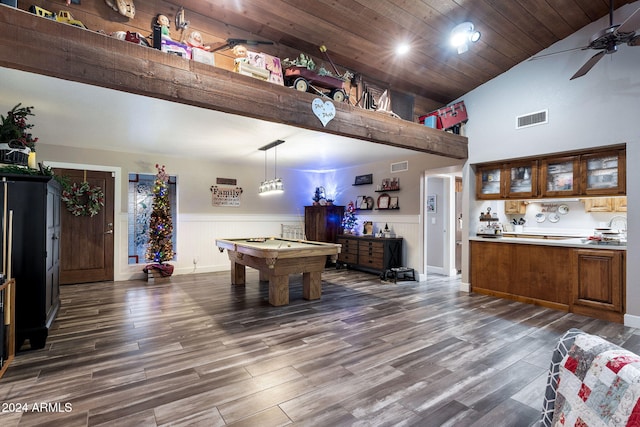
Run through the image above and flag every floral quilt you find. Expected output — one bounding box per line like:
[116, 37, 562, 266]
[541, 328, 640, 427]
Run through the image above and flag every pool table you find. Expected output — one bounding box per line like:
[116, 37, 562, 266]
[215, 237, 341, 306]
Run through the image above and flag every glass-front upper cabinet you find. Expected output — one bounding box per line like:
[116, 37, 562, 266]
[540, 156, 580, 197]
[476, 165, 502, 199]
[581, 149, 626, 195]
[504, 160, 538, 198]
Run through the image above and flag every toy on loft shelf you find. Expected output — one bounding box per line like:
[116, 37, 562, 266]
[187, 31, 215, 66]
[155, 14, 171, 39]
[104, 0, 135, 19]
[186, 31, 209, 50]
[124, 31, 150, 47]
[175, 6, 189, 42]
[28, 5, 56, 20]
[232, 44, 270, 81]
[264, 53, 284, 85]
[419, 101, 468, 134]
[110, 30, 150, 47]
[28, 6, 87, 29]
[150, 13, 192, 59]
[282, 46, 352, 102]
[56, 11, 87, 29]
[232, 44, 249, 69]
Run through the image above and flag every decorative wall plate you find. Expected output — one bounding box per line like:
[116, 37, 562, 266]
[377, 193, 390, 209]
[558, 204, 569, 215]
[548, 213, 560, 223]
[535, 213, 546, 223]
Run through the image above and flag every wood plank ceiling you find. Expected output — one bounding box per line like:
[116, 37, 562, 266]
[165, 0, 634, 112]
[16, 0, 635, 114]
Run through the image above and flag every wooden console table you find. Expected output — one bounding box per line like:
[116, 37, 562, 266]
[336, 235, 403, 276]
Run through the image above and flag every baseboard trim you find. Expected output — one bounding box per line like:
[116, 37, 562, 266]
[459, 281, 470, 293]
[624, 314, 640, 328]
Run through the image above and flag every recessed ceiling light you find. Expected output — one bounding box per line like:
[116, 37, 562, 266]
[396, 43, 410, 55]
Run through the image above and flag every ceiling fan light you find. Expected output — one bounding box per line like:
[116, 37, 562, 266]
[457, 43, 469, 54]
[450, 32, 469, 48]
[450, 22, 480, 53]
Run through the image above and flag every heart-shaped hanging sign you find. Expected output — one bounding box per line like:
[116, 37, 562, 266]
[312, 98, 336, 127]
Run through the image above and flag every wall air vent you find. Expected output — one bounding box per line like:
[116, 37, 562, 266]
[516, 109, 548, 129]
[390, 161, 408, 173]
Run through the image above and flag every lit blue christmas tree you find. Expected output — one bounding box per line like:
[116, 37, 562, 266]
[341, 201, 358, 234]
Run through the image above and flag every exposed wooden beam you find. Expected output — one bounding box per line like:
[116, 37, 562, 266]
[0, 7, 468, 159]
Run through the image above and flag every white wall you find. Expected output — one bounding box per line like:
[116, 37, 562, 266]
[461, 2, 640, 324]
[36, 141, 460, 281]
[426, 177, 445, 270]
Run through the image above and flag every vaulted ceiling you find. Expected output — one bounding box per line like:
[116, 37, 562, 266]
[173, 0, 638, 111]
[1, 0, 639, 170]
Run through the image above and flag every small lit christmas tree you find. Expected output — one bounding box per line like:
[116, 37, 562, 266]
[341, 201, 358, 234]
[144, 164, 174, 277]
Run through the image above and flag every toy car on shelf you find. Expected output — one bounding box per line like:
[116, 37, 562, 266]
[56, 11, 87, 29]
[284, 66, 347, 102]
[28, 7, 87, 29]
[282, 52, 351, 102]
[28, 5, 55, 20]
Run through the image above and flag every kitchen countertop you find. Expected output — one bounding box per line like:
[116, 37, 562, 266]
[470, 234, 626, 250]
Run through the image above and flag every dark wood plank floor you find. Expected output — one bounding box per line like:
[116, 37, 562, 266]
[1, 269, 639, 426]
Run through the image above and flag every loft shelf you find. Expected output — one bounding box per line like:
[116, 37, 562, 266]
[0, 6, 468, 160]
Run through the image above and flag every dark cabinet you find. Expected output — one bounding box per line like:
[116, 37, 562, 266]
[540, 155, 581, 197]
[572, 249, 624, 322]
[336, 235, 403, 275]
[476, 146, 626, 200]
[0, 174, 61, 350]
[304, 205, 344, 243]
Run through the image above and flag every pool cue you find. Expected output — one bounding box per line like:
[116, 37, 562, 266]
[2, 177, 6, 278]
[4, 211, 12, 325]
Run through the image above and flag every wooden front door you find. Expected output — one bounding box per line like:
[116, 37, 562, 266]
[54, 169, 115, 284]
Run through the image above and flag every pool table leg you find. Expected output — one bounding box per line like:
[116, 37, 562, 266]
[269, 275, 289, 306]
[230, 261, 246, 285]
[303, 271, 322, 300]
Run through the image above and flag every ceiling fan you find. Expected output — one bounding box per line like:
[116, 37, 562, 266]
[532, 1, 640, 80]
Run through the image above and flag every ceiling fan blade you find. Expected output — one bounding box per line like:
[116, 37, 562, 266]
[615, 7, 640, 34]
[570, 50, 606, 80]
[528, 45, 588, 61]
[629, 35, 640, 46]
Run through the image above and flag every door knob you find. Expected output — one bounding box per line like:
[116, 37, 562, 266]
[104, 230, 113, 234]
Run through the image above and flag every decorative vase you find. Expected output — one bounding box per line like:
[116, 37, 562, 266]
[28, 151, 37, 169]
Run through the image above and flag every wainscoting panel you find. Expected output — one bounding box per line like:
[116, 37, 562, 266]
[116, 213, 420, 282]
